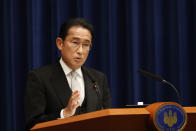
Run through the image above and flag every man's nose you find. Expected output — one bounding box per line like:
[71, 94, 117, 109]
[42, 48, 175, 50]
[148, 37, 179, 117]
[77, 44, 83, 54]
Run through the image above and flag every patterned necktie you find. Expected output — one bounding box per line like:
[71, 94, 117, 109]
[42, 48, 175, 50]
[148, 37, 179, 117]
[70, 71, 84, 105]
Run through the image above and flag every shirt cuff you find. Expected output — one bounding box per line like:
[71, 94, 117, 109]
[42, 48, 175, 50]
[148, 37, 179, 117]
[60, 109, 65, 118]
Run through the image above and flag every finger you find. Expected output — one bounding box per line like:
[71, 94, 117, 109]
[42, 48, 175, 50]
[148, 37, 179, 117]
[70, 91, 80, 101]
[72, 101, 80, 109]
[72, 93, 80, 100]
[69, 92, 80, 102]
[69, 100, 80, 111]
[70, 96, 80, 105]
[72, 90, 80, 95]
[72, 90, 80, 96]
[67, 91, 80, 109]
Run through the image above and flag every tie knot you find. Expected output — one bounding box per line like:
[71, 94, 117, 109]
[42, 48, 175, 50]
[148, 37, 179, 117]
[70, 71, 78, 78]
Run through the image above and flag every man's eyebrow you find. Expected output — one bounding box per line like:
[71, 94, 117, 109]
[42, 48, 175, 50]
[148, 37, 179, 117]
[71, 37, 91, 43]
[70, 37, 80, 41]
[83, 39, 91, 43]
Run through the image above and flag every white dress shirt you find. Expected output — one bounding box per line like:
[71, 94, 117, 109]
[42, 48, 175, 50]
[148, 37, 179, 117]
[59, 58, 85, 118]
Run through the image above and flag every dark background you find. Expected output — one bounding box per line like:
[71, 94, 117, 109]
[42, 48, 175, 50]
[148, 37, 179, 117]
[0, 0, 196, 130]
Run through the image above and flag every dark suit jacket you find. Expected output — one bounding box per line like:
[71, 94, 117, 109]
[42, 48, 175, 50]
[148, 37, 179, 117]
[24, 62, 111, 129]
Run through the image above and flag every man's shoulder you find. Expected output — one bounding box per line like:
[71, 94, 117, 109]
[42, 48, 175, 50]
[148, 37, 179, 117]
[29, 62, 59, 76]
[82, 66, 105, 77]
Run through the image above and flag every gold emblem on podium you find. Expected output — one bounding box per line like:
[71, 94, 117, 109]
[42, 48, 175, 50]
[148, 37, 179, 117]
[164, 110, 177, 127]
[146, 102, 187, 131]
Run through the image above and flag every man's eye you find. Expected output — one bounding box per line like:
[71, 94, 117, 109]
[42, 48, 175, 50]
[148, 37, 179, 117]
[83, 43, 89, 47]
[72, 41, 79, 45]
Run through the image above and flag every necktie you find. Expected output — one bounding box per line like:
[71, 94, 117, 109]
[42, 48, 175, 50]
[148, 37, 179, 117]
[70, 71, 84, 105]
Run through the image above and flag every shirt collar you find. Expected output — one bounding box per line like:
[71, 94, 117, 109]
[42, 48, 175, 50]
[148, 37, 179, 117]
[59, 58, 82, 77]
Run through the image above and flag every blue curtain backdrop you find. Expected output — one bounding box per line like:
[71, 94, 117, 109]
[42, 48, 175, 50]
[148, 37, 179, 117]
[0, 0, 196, 130]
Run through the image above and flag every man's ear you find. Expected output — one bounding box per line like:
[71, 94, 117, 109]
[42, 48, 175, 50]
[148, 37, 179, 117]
[56, 37, 63, 50]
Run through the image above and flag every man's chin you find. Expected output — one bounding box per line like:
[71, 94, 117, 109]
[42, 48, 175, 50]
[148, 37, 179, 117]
[72, 63, 84, 69]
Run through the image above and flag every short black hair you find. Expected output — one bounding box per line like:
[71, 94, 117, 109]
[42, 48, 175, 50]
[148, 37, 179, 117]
[58, 18, 94, 41]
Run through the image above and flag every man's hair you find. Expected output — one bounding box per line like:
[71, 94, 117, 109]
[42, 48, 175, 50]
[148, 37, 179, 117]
[58, 18, 94, 41]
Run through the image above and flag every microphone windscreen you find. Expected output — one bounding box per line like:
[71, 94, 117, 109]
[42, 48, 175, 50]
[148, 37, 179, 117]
[138, 69, 164, 82]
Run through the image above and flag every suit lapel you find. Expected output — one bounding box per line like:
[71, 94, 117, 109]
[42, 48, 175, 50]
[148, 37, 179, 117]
[51, 62, 72, 107]
[82, 67, 98, 112]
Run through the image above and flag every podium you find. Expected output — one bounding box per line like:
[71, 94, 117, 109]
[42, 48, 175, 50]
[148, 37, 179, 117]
[31, 105, 196, 131]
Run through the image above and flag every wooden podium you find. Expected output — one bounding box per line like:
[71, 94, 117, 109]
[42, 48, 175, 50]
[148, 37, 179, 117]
[31, 106, 196, 131]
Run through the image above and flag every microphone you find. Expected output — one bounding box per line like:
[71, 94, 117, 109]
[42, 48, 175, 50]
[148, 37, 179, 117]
[138, 69, 181, 104]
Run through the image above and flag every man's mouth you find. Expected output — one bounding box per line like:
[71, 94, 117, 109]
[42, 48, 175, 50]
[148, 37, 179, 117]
[74, 57, 83, 62]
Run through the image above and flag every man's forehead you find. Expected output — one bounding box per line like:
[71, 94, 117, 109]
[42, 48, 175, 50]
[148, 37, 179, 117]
[68, 26, 90, 34]
[66, 26, 92, 41]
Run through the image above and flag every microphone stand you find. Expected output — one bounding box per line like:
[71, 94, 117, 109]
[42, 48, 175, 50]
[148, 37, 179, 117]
[162, 80, 181, 104]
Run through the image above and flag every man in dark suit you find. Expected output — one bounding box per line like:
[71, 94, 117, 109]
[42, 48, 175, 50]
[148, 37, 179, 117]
[24, 18, 111, 129]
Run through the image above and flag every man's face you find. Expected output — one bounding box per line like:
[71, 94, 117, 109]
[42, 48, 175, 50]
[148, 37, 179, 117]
[60, 26, 92, 70]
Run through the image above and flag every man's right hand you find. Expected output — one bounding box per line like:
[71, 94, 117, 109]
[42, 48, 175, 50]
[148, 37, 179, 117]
[63, 90, 80, 118]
